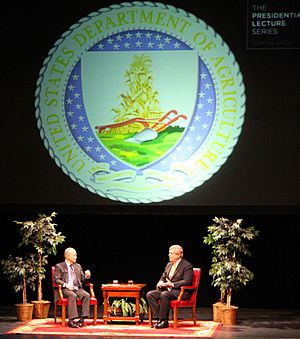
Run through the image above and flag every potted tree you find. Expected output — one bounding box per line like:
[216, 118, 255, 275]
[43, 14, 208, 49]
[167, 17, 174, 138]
[203, 216, 259, 325]
[1, 255, 38, 321]
[15, 212, 65, 318]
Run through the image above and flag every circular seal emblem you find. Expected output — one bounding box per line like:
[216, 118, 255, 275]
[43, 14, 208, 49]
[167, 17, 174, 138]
[35, 2, 245, 204]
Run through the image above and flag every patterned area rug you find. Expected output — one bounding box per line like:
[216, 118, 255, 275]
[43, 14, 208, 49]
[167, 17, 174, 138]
[6, 318, 222, 337]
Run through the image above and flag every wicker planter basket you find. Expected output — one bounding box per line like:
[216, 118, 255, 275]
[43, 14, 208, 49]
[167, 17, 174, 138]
[221, 305, 238, 325]
[32, 300, 51, 319]
[15, 303, 34, 321]
[212, 302, 225, 322]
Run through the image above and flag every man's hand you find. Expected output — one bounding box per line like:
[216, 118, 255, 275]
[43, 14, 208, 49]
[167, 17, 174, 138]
[157, 280, 174, 288]
[84, 270, 91, 279]
[157, 280, 165, 288]
[164, 278, 174, 288]
[65, 283, 75, 290]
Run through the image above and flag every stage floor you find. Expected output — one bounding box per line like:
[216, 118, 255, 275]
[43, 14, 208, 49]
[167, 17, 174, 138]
[0, 305, 299, 338]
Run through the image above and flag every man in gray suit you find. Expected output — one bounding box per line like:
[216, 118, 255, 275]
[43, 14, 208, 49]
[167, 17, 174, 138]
[146, 244, 194, 329]
[54, 247, 91, 328]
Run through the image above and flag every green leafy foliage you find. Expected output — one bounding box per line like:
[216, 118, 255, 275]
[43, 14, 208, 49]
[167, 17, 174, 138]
[1, 212, 65, 304]
[15, 212, 66, 301]
[1, 255, 38, 304]
[109, 297, 148, 317]
[203, 217, 259, 306]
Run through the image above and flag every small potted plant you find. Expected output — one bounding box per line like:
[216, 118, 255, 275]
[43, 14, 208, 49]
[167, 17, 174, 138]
[203, 217, 259, 325]
[108, 297, 148, 320]
[15, 212, 65, 318]
[1, 255, 38, 321]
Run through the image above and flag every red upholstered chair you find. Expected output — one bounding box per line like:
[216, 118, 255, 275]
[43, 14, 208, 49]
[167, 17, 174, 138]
[51, 266, 98, 326]
[148, 267, 201, 328]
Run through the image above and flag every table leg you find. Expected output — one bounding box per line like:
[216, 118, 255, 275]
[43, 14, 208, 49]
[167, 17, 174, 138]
[103, 291, 108, 325]
[135, 295, 139, 325]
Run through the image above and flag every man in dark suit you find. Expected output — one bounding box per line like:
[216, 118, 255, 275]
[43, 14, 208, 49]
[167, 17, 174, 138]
[54, 247, 91, 328]
[146, 244, 193, 329]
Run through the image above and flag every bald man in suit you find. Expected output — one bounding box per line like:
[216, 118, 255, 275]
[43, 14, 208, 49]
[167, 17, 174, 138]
[54, 247, 91, 328]
[146, 245, 193, 329]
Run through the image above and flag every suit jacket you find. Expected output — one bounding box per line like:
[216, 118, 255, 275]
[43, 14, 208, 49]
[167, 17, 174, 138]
[159, 258, 193, 298]
[54, 262, 87, 300]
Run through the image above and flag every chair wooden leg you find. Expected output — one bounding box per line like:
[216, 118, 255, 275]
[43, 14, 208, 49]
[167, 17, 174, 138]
[148, 307, 152, 327]
[54, 303, 57, 323]
[93, 304, 97, 325]
[173, 306, 178, 328]
[193, 306, 196, 325]
[62, 306, 66, 326]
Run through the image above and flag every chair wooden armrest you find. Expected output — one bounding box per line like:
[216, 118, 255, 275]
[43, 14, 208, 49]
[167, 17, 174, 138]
[177, 285, 197, 301]
[57, 284, 64, 299]
[84, 282, 95, 298]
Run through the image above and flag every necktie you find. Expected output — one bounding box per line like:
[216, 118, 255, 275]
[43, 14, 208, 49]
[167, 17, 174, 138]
[169, 264, 176, 279]
[70, 264, 78, 289]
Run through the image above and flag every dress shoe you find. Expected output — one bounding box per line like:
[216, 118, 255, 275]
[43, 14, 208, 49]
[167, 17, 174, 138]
[68, 320, 79, 328]
[151, 319, 159, 328]
[76, 317, 85, 327]
[155, 320, 169, 329]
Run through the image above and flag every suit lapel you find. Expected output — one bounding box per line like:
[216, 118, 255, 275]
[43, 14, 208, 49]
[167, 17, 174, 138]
[171, 259, 184, 280]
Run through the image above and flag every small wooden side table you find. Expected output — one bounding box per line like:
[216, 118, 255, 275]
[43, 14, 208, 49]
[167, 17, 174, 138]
[101, 283, 146, 325]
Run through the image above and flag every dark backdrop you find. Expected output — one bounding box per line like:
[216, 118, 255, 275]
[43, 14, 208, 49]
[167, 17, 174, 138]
[1, 0, 300, 309]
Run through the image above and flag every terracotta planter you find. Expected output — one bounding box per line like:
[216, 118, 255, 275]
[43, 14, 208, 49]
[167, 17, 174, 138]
[15, 303, 34, 321]
[221, 305, 238, 325]
[32, 300, 51, 319]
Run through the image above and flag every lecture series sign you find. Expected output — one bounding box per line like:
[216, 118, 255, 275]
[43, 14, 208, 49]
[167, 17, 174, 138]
[35, 2, 245, 204]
